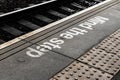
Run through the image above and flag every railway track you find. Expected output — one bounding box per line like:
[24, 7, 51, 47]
[0, 0, 56, 17]
[0, 0, 107, 45]
[0, 0, 120, 80]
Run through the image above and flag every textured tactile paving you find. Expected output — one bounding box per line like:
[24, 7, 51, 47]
[97, 36, 120, 56]
[78, 48, 120, 75]
[50, 61, 112, 80]
[97, 29, 120, 55]
[110, 29, 120, 39]
[50, 29, 120, 80]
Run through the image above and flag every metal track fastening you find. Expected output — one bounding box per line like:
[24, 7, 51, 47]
[96, 36, 120, 56]
[78, 48, 120, 75]
[50, 61, 112, 80]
